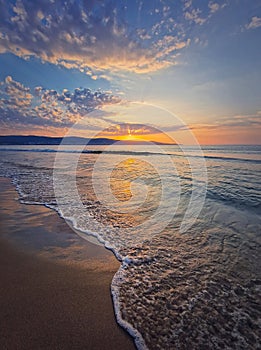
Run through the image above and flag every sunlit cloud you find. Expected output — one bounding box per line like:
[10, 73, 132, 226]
[0, 0, 228, 76]
[184, 8, 207, 25]
[101, 123, 162, 137]
[208, 2, 220, 14]
[182, 112, 261, 144]
[184, 0, 226, 26]
[190, 111, 261, 130]
[0, 0, 259, 145]
[183, 0, 193, 11]
[0, 76, 121, 132]
[245, 16, 261, 30]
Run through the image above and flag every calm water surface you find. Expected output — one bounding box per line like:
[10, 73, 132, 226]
[0, 144, 260, 350]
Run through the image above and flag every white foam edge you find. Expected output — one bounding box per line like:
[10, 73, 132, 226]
[5, 174, 149, 350]
[111, 269, 149, 350]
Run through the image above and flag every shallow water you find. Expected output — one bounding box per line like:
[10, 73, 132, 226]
[0, 144, 260, 349]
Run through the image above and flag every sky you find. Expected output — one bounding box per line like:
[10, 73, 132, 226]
[0, 0, 260, 144]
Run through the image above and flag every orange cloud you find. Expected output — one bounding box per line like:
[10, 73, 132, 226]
[0, 1, 190, 75]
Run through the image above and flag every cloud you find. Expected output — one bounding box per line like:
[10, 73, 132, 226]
[185, 8, 207, 25]
[183, 0, 193, 10]
[190, 111, 261, 131]
[0, 76, 121, 130]
[208, 2, 220, 14]
[101, 123, 163, 137]
[99, 121, 191, 137]
[0, 0, 191, 75]
[3, 75, 33, 107]
[184, 1, 226, 26]
[218, 112, 261, 128]
[245, 16, 261, 30]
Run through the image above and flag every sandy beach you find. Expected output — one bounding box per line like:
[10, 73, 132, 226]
[0, 177, 135, 350]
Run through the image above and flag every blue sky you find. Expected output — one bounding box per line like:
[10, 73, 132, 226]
[0, 0, 260, 144]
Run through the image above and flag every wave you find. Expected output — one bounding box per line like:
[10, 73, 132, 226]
[1, 149, 260, 349]
[207, 189, 261, 213]
[0, 147, 260, 164]
[7, 173, 148, 350]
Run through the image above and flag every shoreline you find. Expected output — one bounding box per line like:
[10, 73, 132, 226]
[6, 173, 148, 350]
[0, 177, 136, 350]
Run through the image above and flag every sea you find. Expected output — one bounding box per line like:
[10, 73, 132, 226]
[0, 144, 260, 350]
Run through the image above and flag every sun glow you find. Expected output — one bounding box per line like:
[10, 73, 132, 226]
[112, 134, 140, 141]
[111, 132, 176, 144]
[124, 133, 140, 141]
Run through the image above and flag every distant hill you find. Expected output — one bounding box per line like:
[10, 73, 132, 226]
[0, 135, 176, 146]
[0, 135, 115, 145]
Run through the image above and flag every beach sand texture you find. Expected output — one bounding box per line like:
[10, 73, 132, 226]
[0, 177, 135, 350]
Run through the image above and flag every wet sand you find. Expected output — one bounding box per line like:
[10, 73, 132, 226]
[0, 177, 135, 350]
